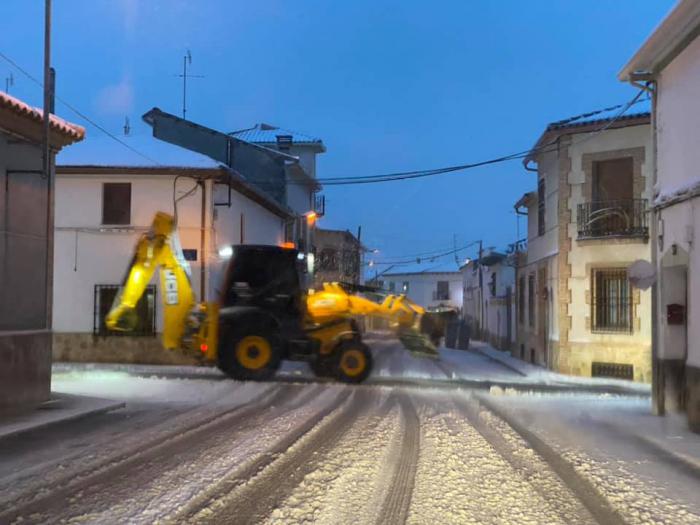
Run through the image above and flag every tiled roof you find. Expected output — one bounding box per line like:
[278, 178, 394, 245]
[0, 90, 85, 141]
[230, 123, 324, 149]
[547, 110, 651, 131]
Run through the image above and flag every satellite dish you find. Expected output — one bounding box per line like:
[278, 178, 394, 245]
[628, 259, 656, 290]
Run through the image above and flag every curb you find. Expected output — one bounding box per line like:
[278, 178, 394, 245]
[470, 345, 528, 377]
[0, 394, 125, 442]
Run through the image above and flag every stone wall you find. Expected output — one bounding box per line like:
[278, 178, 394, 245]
[554, 341, 651, 383]
[53, 333, 202, 366]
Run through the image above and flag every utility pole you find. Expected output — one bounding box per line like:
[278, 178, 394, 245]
[42, 0, 54, 330]
[177, 50, 204, 120]
[478, 240, 484, 338]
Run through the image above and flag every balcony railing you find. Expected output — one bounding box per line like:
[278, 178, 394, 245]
[577, 199, 648, 240]
[432, 291, 450, 301]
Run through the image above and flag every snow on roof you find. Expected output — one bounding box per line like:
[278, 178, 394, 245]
[230, 123, 325, 151]
[0, 90, 85, 141]
[57, 126, 221, 169]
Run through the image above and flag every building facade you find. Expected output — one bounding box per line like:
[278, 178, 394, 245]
[619, 0, 700, 426]
[461, 251, 516, 352]
[382, 270, 463, 311]
[313, 228, 363, 288]
[515, 112, 653, 382]
[52, 164, 291, 364]
[0, 92, 84, 412]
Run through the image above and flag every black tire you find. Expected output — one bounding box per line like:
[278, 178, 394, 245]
[218, 324, 281, 381]
[310, 355, 335, 378]
[334, 341, 373, 384]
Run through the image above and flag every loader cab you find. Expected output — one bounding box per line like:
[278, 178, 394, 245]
[220, 244, 306, 321]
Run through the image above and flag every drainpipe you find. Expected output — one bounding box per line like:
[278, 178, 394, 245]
[631, 77, 662, 414]
[199, 179, 207, 302]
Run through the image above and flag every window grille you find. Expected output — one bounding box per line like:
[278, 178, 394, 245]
[94, 284, 156, 336]
[592, 362, 634, 380]
[591, 268, 632, 333]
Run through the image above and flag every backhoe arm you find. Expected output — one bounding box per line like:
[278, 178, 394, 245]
[106, 212, 196, 350]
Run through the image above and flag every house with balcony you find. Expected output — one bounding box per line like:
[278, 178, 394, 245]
[381, 266, 463, 311]
[313, 228, 363, 288]
[514, 110, 652, 382]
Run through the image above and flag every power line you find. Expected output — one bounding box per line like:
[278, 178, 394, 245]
[313, 91, 647, 186]
[0, 51, 160, 165]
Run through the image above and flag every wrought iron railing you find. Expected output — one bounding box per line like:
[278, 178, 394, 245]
[314, 194, 326, 217]
[507, 238, 527, 253]
[577, 199, 648, 239]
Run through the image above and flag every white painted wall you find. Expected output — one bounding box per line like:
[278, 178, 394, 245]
[656, 34, 700, 368]
[383, 272, 463, 310]
[53, 172, 285, 334]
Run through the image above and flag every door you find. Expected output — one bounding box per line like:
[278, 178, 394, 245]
[505, 286, 512, 350]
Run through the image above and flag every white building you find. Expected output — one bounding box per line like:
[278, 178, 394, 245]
[53, 138, 293, 364]
[619, 0, 700, 427]
[461, 251, 516, 352]
[381, 269, 463, 311]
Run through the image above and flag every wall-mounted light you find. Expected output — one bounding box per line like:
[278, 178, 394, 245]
[305, 211, 318, 226]
[218, 246, 233, 259]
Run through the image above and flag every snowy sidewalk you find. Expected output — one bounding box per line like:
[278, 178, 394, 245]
[470, 340, 651, 395]
[478, 391, 700, 513]
[0, 393, 124, 442]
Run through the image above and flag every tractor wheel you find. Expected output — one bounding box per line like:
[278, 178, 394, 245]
[218, 326, 281, 381]
[310, 354, 335, 378]
[334, 341, 373, 384]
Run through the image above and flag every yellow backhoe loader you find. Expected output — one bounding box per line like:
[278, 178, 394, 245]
[106, 212, 433, 383]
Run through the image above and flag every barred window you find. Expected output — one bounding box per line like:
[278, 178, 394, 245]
[528, 274, 535, 328]
[591, 268, 632, 333]
[94, 284, 156, 336]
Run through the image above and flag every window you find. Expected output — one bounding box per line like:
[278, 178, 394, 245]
[591, 268, 632, 332]
[102, 183, 131, 225]
[182, 249, 197, 261]
[528, 274, 535, 328]
[388, 281, 396, 292]
[489, 273, 497, 297]
[518, 276, 525, 325]
[435, 280, 449, 300]
[537, 177, 545, 236]
[94, 284, 156, 336]
[319, 248, 339, 271]
[593, 158, 633, 202]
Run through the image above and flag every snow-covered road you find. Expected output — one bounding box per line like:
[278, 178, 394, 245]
[0, 336, 696, 524]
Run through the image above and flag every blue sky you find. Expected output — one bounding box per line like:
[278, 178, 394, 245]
[2, 0, 674, 270]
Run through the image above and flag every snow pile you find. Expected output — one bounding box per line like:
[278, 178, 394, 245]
[654, 178, 700, 208]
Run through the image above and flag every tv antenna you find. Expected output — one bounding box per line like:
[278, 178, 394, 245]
[123, 116, 131, 136]
[5, 73, 13, 94]
[176, 50, 204, 120]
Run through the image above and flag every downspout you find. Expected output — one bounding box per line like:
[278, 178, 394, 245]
[199, 179, 207, 302]
[631, 77, 662, 414]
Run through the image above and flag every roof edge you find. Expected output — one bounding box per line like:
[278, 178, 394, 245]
[619, 0, 700, 81]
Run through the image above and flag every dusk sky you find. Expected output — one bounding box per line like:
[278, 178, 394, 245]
[2, 0, 674, 269]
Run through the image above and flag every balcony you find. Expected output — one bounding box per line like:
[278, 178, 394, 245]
[577, 199, 648, 240]
[313, 194, 326, 217]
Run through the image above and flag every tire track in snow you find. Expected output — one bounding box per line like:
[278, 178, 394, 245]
[173, 389, 371, 524]
[454, 396, 598, 525]
[376, 392, 420, 525]
[473, 394, 626, 525]
[1, 383, 301, 524]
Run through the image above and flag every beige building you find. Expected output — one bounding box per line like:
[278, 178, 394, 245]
[313, 228, 363, 288]
[515, 111, 653, 382]
[620, 0, 700, 427]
